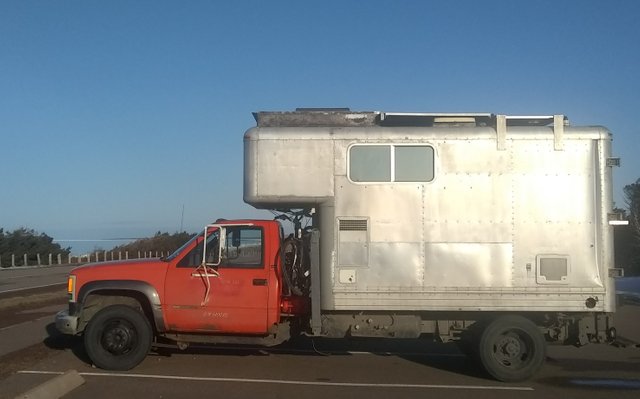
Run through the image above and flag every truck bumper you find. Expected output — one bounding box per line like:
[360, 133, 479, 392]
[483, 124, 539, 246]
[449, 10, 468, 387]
[55, 309, 80, 335]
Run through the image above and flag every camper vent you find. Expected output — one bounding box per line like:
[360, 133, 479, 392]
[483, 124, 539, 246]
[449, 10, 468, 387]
[339, 219, 368, 231]
[537, 256, 569, 284]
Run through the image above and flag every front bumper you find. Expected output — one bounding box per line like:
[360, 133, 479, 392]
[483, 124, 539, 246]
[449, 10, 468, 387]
[55, 309, 80, 335]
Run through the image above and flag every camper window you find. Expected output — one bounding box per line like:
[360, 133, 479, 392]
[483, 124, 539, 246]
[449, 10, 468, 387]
[349, 144, 434, 183]
[349, 145, 391, 182]
[395, 146, 434, 182]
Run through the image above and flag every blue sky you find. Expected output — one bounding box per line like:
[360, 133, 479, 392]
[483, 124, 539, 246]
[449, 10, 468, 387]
[1, 1, 639, 253]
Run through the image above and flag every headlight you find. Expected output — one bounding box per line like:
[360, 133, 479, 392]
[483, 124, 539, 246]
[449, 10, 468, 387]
[67, 275, 76, 302]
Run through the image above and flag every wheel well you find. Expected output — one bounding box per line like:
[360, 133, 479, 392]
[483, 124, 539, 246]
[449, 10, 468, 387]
[78, 290, 155, 333]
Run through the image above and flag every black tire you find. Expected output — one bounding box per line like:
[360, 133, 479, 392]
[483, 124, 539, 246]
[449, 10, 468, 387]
[456, 320, 485, 361]
[84, 305, 152, 370]
[477, 315, 546, 382]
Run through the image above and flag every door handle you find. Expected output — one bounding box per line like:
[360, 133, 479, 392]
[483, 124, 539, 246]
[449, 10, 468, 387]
[191, 273, 219, 278]
[252, 279, 267, 286]
[191, 267, 219, 278]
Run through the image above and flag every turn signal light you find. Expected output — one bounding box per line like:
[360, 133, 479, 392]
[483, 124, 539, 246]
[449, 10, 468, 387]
[67, 275, 76, 302]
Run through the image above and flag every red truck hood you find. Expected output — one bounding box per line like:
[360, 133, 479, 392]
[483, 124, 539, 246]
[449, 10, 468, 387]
[71, 258, 168, 285]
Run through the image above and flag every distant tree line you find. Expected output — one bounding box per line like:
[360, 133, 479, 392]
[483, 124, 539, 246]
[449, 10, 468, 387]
[92, 231, 194, 258]
[615, 178, 640, 276]
[0, 228, 70, 267]
[0, 228, 193, 267]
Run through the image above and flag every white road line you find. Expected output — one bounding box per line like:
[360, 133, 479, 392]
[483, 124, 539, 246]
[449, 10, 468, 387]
[343, 350, 462, 357]
[2, 271, 68, 279]
[0, 282, 65, 294]
[1, 274, 42, 280]
[18, 370, 534, 391]
[182, 344, 465, 358]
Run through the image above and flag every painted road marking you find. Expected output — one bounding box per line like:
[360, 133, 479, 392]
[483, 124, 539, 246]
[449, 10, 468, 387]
[18, 371, 534, 391]
[344, 350, 462, 357]
[0, 282, 65, 294]
[178, 344, 466, 358]
[1, 274, 42, 280]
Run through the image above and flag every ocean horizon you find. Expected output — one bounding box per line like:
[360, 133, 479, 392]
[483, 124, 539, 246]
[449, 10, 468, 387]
[53, 239, 137, 256]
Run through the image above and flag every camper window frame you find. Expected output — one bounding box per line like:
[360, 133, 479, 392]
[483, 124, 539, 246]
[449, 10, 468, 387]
[347, 143, 435, 184]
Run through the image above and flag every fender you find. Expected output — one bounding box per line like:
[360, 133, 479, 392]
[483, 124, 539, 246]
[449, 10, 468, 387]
[77, 280, 166, 332]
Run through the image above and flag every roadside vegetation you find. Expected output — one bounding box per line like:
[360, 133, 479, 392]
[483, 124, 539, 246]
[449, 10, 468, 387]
[0, 229, 193, 268]
[100, 231, 193, 257]
[0, 228, 70, 267]
[615, 179, 640, 276]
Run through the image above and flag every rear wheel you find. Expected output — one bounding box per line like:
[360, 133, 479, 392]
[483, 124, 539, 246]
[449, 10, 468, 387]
[477, 315, 546, 382]
[84, 305, 152, 370]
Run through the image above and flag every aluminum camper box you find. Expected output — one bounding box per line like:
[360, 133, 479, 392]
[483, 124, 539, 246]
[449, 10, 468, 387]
[245, 109, 618, 315]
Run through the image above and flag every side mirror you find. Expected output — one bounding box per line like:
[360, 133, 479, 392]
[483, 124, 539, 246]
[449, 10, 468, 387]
[201, 225, 224, 267]
[218, 227, 226, 264]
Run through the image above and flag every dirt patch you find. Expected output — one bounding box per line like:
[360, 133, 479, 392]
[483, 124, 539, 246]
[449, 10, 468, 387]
[0, 342, 56, 381]
[0, 328, 83, 381]
[0, 285, 67, 329]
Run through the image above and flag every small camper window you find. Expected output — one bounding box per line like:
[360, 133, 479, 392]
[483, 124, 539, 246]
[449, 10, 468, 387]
[349, 144, 434, 183]
[395, 146, 434, 182]
[349, 145, 391, 182]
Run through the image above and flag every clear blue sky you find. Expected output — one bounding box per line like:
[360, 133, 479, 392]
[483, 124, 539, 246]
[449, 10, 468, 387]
[1, 1, 639, 253]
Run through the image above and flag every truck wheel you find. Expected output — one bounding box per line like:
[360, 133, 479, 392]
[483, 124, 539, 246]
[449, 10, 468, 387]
[477, 315, 546, 382]
[84, 305, 152, 370]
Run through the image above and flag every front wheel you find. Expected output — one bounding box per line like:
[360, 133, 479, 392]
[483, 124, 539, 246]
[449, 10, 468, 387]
[84, 305, 152, 370]
[477, 315, 546, 382]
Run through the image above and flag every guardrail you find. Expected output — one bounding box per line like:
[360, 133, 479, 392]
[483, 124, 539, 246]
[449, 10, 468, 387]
[0, 250, 171, 268]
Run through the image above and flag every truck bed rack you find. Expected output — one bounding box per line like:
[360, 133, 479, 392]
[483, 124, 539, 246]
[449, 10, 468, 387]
[254, 108, 567, 128]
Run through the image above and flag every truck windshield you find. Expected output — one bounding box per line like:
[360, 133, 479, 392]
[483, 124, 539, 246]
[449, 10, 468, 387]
[164, 233, 199, 262]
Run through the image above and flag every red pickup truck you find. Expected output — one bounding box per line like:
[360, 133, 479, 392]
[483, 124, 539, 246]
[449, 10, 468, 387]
[56, 219, 310, 371]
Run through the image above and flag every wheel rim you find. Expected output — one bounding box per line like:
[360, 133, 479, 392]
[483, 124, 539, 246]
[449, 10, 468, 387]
[491, 329, 532, 369]
[100, 318, 138, 356]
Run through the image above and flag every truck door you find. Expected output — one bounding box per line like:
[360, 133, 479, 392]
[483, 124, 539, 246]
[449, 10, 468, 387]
[164, 226, 270, 334]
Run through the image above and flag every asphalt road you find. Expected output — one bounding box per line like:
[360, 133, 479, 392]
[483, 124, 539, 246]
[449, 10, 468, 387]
[0, 264, 76, 293]
[0, 275, 639, 398]
[0, 295, 638, 399]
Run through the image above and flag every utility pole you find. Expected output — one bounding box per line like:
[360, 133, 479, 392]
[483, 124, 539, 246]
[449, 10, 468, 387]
[180, 204, 185, 232]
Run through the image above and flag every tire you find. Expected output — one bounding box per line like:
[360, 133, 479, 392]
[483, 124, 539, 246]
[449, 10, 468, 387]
[456, 320, 485, 360]
[477, 315, 546, 382]
[84, 305, 152, 370]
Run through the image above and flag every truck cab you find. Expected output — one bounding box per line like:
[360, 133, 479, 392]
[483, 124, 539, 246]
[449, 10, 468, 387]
[56, 219, 306, 370]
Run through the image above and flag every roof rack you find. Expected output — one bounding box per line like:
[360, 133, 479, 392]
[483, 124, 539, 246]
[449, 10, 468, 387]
[254, 109, 568, 129]
[379, 112, 493, 127]
[253, 110, 380, 127]
[504, 115, 568, 126]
